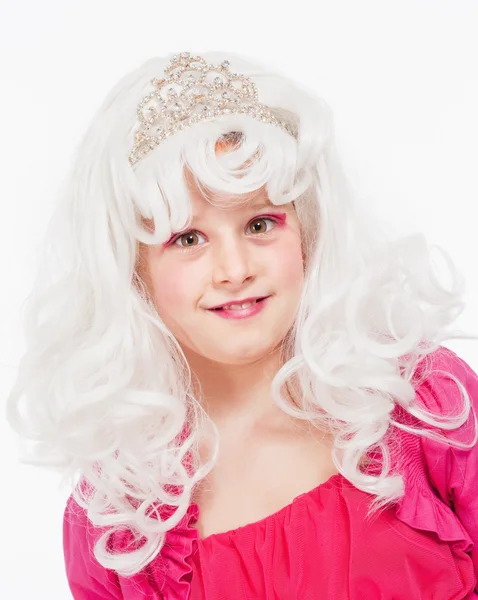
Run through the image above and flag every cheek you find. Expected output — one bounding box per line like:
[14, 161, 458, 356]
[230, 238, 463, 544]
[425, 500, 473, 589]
[152, 263, 199, 312]
[272, 232, 304, 288]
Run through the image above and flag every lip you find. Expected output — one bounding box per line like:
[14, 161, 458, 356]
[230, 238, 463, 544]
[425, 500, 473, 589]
[207, 296, 270, 320]
[208, 296, 269, 310]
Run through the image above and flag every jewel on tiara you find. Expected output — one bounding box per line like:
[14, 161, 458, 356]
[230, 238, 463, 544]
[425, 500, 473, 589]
[128, 51, 296, 166]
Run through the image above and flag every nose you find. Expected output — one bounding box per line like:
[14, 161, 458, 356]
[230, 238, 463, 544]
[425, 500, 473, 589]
[211, 236, 256, 286]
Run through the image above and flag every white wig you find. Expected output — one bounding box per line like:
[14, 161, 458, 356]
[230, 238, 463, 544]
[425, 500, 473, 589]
[6, 50, 478, 576]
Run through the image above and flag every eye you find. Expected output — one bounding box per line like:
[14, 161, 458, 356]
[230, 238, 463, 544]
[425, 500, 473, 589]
[172, 216, 279, 249]
[172, 230, 206, 249]
[248, 217, 276, 235]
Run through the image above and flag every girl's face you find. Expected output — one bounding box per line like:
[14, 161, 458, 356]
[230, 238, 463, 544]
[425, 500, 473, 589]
[137, 182, 305, 367]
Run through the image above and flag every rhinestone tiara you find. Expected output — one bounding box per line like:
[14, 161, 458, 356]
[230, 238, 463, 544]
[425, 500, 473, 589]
[128, 51, 296, 166]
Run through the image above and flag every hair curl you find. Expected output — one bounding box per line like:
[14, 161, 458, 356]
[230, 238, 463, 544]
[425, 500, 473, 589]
[6, 50, 478, 577]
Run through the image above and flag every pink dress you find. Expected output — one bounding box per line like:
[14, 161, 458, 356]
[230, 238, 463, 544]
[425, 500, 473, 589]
[63, 346, 478, 599]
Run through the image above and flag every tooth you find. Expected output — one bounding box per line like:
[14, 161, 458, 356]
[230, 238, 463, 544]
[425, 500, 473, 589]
[223, 300, 256, 310]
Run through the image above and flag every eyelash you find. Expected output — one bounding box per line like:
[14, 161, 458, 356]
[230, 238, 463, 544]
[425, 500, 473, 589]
[170, 214, 284, 250]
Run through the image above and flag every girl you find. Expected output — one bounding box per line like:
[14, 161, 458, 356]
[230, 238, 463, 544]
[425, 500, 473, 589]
[6, 50, 478, 599]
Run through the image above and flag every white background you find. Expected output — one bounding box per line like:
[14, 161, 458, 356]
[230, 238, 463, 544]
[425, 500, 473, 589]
[1, 0, 477, 598]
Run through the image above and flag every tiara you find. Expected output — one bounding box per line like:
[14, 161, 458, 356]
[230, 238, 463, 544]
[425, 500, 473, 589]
[128, 51, 296, 166]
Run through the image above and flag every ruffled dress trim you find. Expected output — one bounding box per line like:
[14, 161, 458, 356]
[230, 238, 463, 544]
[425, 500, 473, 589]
[152, 502, 200, 600]
[395, 482, 473, 555]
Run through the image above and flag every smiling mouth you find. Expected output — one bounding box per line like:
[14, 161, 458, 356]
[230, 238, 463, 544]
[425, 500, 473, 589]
[209, 297, 268, 311]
